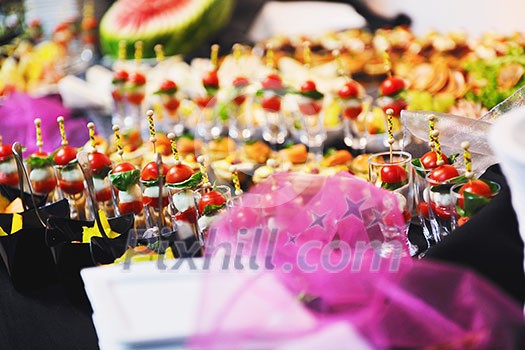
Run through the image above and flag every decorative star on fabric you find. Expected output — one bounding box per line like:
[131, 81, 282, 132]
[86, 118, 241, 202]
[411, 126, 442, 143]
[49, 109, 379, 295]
[308, 210, 330, 229]
[340, 196, 365, 221]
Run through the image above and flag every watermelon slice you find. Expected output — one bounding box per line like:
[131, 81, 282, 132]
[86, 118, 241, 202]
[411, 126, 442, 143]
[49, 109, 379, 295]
[100, 0, 235, 59]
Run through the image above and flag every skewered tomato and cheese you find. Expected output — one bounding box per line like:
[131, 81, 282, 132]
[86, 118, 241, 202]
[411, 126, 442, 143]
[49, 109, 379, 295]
[296, 80, 323, 116]
[0, 142, 19, 187]
[88, 151, 113, 202]
[195, 69, 219, 108]
[155, 79, 180, 113]
[54, 145, 85, 195]
[338, 80, 365, 120]
[111, 69, 128, 102]
[109, 162, 142, 215]
[260, 73, 285, 112]
[232, 76, 249, 106]
[126, 71, 147, 105]
[27, 151, 56, 194]
[166, 162, 202, 224]
[377, 76, 408, 117]
[140, 161, 169, 208]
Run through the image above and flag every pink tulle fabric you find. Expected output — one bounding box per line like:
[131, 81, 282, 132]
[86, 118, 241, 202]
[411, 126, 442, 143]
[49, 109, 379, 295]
[188, 172, 524, 349]
[0, 93, 89, 154]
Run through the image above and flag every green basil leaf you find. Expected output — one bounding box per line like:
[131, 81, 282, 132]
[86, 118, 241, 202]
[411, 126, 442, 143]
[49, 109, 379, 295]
[455, 204, 466, 218]
[324, 148, 337, 157]
[109, 169, 140, 192]
[140, 179, 160, 187]
[61, 159, 79, 172]
[258, 87, 288, 97]
[27, 155, 54, 168]
[448, 153, 460, 164]
[203, 203, 226, 216]
[204, 86, 218, 96]
[153, 87, 177, 95]
[482, 179, 500, 193]
[447, 175, 468, 185]
[430, 183, 454, 194]
[93, 165, 112, 179]
[381, 181, 406, 191]
[411, 158, 426, 178]
[282, 141, 294, 149]
[294, 89, 324, 100]
[177, 132, 195, 140]
[462, 191, 491, 217]
[217, 102, 230, 121]
[166, 171, 202, 190]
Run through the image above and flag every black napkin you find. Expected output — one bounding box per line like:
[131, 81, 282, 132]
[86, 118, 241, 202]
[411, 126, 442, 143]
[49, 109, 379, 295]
[425, 165, 525, 304]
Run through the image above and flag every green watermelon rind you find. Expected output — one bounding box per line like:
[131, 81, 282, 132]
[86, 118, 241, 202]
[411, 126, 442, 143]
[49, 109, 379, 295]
[100, 0, 235, 59]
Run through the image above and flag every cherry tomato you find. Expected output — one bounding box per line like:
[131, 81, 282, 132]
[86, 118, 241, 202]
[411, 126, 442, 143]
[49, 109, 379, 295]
[95, 186, 112, 202]
[457, 179, 493, 208]
[0, 171, 19, 187]
[140, 161, 169, 181]
[379, 76, 405, 96]
[54, 146, 77, 166]
[420, 151, 449, 170]
[417, 202, 430, 219]
[457, 216, 469, 226]
[380, 164, 408, 183]
[300, 80, 317, 92]
[113, 70, 128, 84]
[32, 177, 57, 194]
[31, 151, 49, 158]
[119, 201, 143, 215]
[338, 81, 360, 99]
[298, 101, 322, 115]
[0, 144, 13, 162]
[112, 162, 136, 174]
[89, 151, 112, 175]
[233, 76, 249, 87]
[429, 201, 452, 220]
[159, 79, 177, 92]
[58, 179, 85, 195]
[262, 74, 284, 90]
[128, 72, 146, 86]
[163, 98, 180, 112]
[174, 207, 197, 224]
[261, 96, 281, 112]
[143, 195, 169, 208]
[127, 92, 145, 105]
[111, 90, 124, 102]
[195, 96, 216, 108]
[403, 210, 412, 223]
[232, 95, 246, 106]
[198, 189, 227, 214]
[381, 98, 408, 117]
[343, 105, 363, 119]
[202, 70, 219, 88]
[166, 163, 194, 185]
[429, 165, 459, 184]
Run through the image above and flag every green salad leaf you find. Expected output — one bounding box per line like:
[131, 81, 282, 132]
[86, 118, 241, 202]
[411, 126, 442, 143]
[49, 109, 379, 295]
[27, 155, 54, 168]
[203, 203, 226, 216]
[166, 171, 202, 190]
[109, 169, 140, 192]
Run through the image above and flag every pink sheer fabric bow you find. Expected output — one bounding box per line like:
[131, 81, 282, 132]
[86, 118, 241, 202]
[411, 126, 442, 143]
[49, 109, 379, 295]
[0, 93, 89, 154]
[188, 172, 524, 349]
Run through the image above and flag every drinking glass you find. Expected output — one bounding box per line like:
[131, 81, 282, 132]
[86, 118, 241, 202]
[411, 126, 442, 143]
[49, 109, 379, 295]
[368, 151, 415, 255]
[450, 180, 500, 231]
[425, 174, 465, 240]
[340, 95, 373, 152]
[194, 185, 232, 244]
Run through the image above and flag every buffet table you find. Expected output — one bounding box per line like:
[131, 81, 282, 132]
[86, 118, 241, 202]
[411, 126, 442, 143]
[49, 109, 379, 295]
[1, 1, 525, 349]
